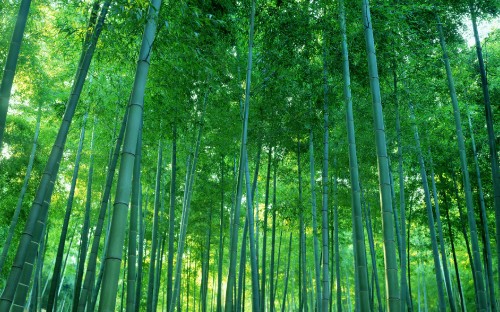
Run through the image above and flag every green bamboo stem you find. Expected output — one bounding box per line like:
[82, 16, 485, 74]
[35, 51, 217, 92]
[78, 105, 128, 312]
[47, 113, 88, 312]
[0, 102, 41, 273]
[168, 90, 208, 312]
[361, 0, 400, 308]
[0, 1, 110, 308]
[98, 0, 161, 309]
[340, 1, 370, 309]
[0, 0, 32, 147]
[147, 140, 163, 312]
[469, 4, 500, 296]
[408, 100, 446, 311]
[436, 16, 487, 311]
[72, 116, 96, 311]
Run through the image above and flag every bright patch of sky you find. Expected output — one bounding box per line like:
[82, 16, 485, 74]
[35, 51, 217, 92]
[462, 16, 500, 47]
[1, 143, 12, 160]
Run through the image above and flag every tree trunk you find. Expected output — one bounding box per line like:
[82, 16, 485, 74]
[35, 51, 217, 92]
[135, 180, 145, 312]
[394, 72, 410, 312]
[216, 157, 224, 312]
[240, 1, 260, 309]
[225, 94, 246, 312]
[428, 151, 456, 311]
[58, 229, 76, 300]
[298, 140, 308, 312]
[436, 16, 487, 311]
[442, 187, 466, 312]
[269, 161, 277, 312]
[408, 100, 446, 311]
[169, 90, 208, 312]
[201, 205, 213, 312]
[46, 113, 87, 312]
[281, 233, 293, 312]
[345, 267, 352, 312]
[119, 248, 127, 312]
[452, 169, 479, 307]
[340, 1, 370, 309]
[308, 112, 322, 312]
[126, 126, 142, 312]
[0, 102, 41, 274]
[238, 142, 262, 311]
[157, 237, 166, 311]
[361, 0, 400, 308]
[72, 117, 96, 311]
[0, 0, 32, 147]
[274, 229, 283, 303]
[98, 0, 161, 308]
[464, 100, 496, 311]
[478, 201, 492, 310]
[72, 117, 97, 312]
[11, 157, 58, 312]
[260, 148, 272, 311]
[28, 221, 47, 312]
[147, 140, 163, 312]
[210, 257, 216, 312]
[78, 104, 129, 312]
[334, 161, 342, 312]
[407, 199, 413, 311]
[0, 1, 110, 309]
[237, 220, 249, 312]
[166, 122, 177, 311]
[469, 4, 500, 296]
[360, 186, 383, 312]
[321, 22, 331, 312]
[388, 161, 402, 266]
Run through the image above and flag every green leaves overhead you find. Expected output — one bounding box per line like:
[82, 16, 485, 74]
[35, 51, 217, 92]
[0, 0, 500, 311]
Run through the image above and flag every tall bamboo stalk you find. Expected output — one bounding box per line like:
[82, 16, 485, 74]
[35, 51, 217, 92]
[321, 20, 331, 312]
[169, 90, 208, 312]
[297, 140, 308, 312]
[78, 105, 129, 312]
[281, 233, 293, 312]
[428, 151, 456, 311]
[269, 160, 277, 312]
[126, 126, 142, 312]
[441, 186, 466, 312]
[260, 149, 272, 311]
[147, 140, 163, 312]
[340, 1, 370, 309]
[464, 100, 496, 310]
[361, 0, 400, 308]
[0, 102, 41, 273]
[166, 123, 177, 311]
[135, 179, 145, 312]
[436, 16, 487, 311]
[0, 0, 32, 147]
[240, 1, 260, 309]
[394, 73, 410, 312]
[308, 115, 322, 312]
[408, 100, 446, 311]
[47, 113, 87, 312]
[98, 0, 162, 308]
[201, 205, 213, 312]
[0, 2, 110, 309]
[216, 157, 224, 312]
[72, 117, 96, 311]
[469, 4, 500, 296]
[360, 186, 383, 312]
[334, 158, 342, 312]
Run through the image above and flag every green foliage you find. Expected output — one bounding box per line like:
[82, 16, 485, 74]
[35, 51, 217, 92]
[1, 0, 500, 310]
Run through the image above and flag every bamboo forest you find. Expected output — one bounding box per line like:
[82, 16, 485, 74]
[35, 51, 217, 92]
[1, 0, 500, 311]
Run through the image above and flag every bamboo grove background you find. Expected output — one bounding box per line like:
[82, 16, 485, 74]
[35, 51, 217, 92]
[0, 0, 500, 311]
